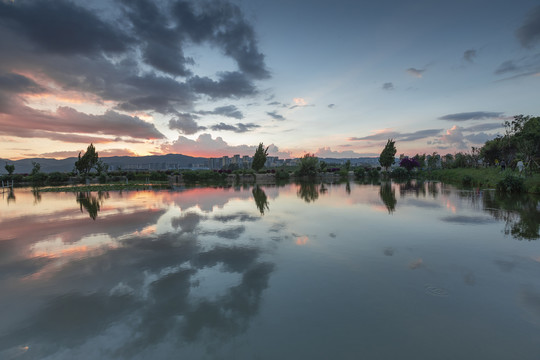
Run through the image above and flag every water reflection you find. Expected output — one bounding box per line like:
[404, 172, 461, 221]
[297, 182, 319, 203]
[1, 184, 540, 359]
[252, 185, 269, 215]
[483, 191, 540, 240]
[76, 191, 109, 220]
[379, 182, 396, 214]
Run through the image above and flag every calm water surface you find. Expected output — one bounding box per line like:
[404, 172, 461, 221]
[1, 182, 540, 359]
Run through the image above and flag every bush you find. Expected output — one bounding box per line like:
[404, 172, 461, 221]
[367, 168, 380, 178]
[496, 174, 525, 193]
[354, 167, 365, 178]
[390, 167, 408, 179]
[462, 175, 473, 186]
[276, 169, 290, 180]
[47, 172, 70, 184]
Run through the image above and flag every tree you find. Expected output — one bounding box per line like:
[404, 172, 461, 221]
[297, 153, 319, 177]
[379, 139, 396, 171]
[252, 143, 268, 172]
[75, 143, 99, 175]
[4, 163, 15, 175]
[399, 157, 420, 172]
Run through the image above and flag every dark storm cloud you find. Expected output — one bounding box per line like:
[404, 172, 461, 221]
[171, 0, 270, 79]
[0, 0, 270, 140]
[382, 82, 394, 90]
[168, 113, 206, 135]
[463, 49, 477, 62]
[349, 129, 442, 142]
[197, 105, 244, 119]
[210, 122, 260, 133]
[268, 101, 281, 106]
[0, 73, 45, 94]
[439, 112, 504, 121]
[0, 0, 132, 56]
[267, 111, 285, 121]
[328, 103, 336, 108]
[188, 72, 258, 98]
[516, 5, 540, 48]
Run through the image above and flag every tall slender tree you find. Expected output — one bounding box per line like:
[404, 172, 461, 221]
[252, 143, 268, 171]
[379, 139, 396, 171]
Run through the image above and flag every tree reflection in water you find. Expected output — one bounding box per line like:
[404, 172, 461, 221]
[252, 186, 269, 215]
[76, 191, 109, 220]
[483, 191, 540, 240]
[297, 182, 319, 203]
[379, 182, 397, 214]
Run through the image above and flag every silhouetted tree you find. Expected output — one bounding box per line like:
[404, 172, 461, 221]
[75, 143, 99, 175]
[252, 143, 268, 172]
[4, 163, 14, 175]
[379, 139, 396, 171]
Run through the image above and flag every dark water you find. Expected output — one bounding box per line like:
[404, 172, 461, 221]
[1, 182, 540, 359]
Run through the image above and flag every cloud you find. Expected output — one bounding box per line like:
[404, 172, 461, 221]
[349, 128, 442, 142]
[267, 101, 281, 106]
[210, 122, 260, 133]
[168, 113, 206, 135]
[38, 148, 138, 159]
[0, 0, 132, 56]
[197, 105, 244, 119]
[0, 0, 270, 142]
[463, 49, 477, 63]
[516, 5, 540, 48]
[314, 147, 371, 158]
[406, 68, 425, 78]
[188, 72, 258, 99]
[494, 54, 540, 79]
[267, 111, 285, 121]
[463, 123, 503, 132]
[439, 111, 504, 121]
[161, 133, 290, 158]
[0, 104, 165, 140]
[327, 104, 336, 109]
[382, 82, 394, 91]
[0, 72, 46, 94]
[432, 125, 497, 149]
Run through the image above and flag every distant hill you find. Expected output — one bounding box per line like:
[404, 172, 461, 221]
[0, 154, 208, 174]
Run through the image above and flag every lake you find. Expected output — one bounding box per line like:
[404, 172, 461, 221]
[1, 181, 539, 359]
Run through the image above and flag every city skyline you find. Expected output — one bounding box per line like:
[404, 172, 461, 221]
[1, 0, 539, 160]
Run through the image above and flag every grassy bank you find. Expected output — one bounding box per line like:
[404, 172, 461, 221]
[425, 168, 540, 193]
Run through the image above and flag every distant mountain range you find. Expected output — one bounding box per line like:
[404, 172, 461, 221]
[0, 154, 384, 174]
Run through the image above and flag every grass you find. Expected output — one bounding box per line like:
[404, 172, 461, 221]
[425, 168, 540, 193]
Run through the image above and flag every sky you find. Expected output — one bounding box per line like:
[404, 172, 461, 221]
[0, 0, 539, 160]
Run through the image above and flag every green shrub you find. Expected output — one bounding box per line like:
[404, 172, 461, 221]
[462, 175, 473, 186]
[390, 167, 408, 179]
[354, 167, 365, 178]
[276, 170, 290, 180]
[496, 174, 525, 193]
[47, 172, 70, 184]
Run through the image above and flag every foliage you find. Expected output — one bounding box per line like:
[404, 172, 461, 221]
[75, 143, 99, 175]
[354, 167, 365, 178]
[479, 137, 503, 166]
[497, 174, 525, 193]
[149, 171, 168, 181]
[319, 161, 327, 172]
[344, 160, 351, 171]
[95, 159, 109, 175]
[31, 161, 41, 176]
[379, 139, 396, 170]
[47, 172, 70, 184]
[367, 167, 380, 178]
[399, 157, 420, 172]
[252, 143, 269, 172]
[4, 163, 15, 175]
[182, 170, 227, 183]
[390, 167, 409, 179]
[297, 153, 319, 177]
[426, 152, 439, 170]
[413, 154, 426, 168]
[462, 175, 473, 186]
[276, 169, 290, 180]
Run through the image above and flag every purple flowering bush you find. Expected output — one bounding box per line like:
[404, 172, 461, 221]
[399, 157, 420, 171]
